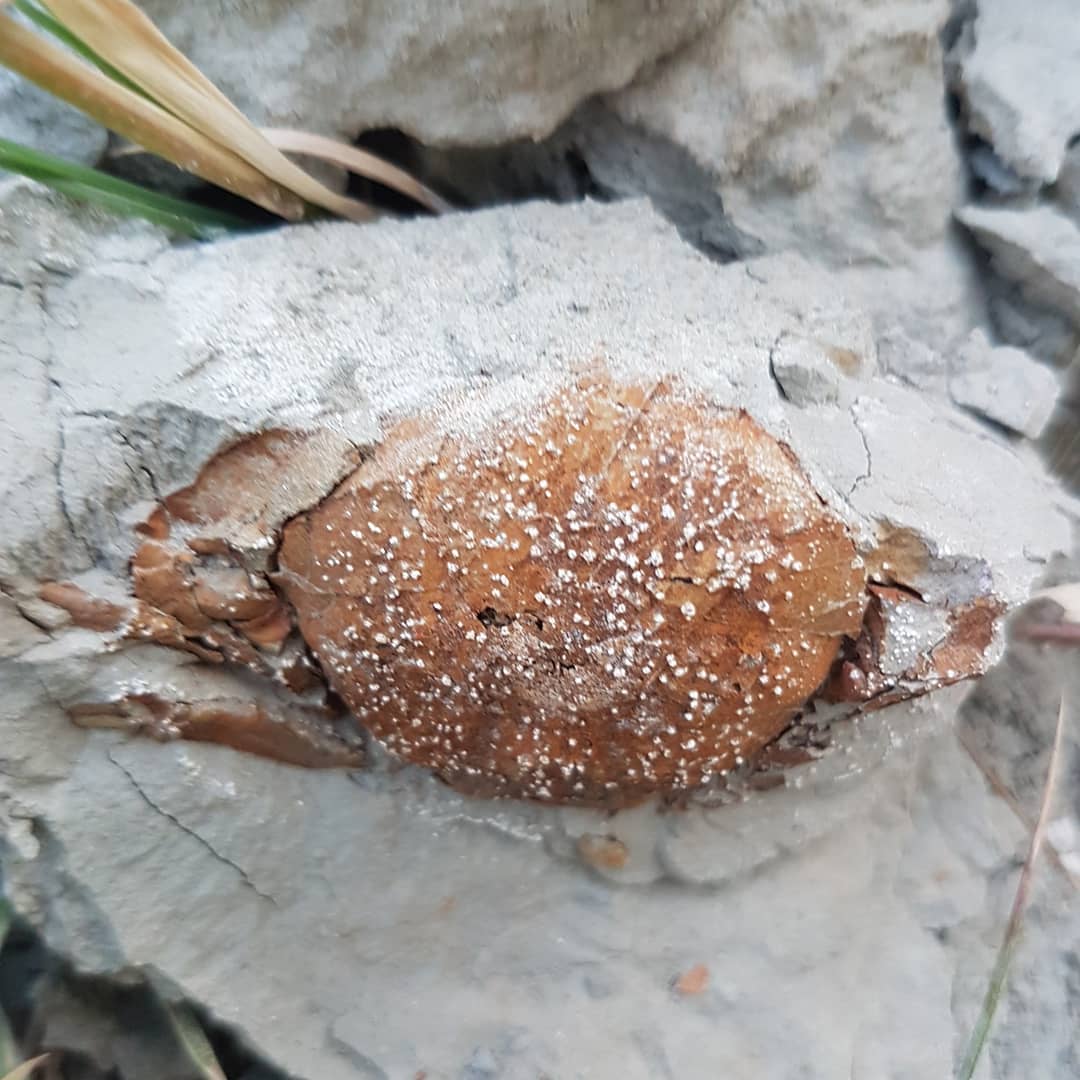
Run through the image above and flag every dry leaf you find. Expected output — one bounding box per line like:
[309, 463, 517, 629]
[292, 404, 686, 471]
[2, 1055, 53, 1080]
[261, 128, 451, 214]
[0, 13, 303, 217]
[40, 0, 375, 221]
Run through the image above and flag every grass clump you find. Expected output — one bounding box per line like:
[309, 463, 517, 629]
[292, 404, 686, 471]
[0, 0, 444, 232]
[0, 136, 251, 236]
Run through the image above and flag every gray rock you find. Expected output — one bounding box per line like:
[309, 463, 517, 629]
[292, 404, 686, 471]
[134, 0, 730, 146]
[769, 329, 875, 407]
[985, 285, 1080, 368]
[0, 185, 1072, 1079]
[877, 327, 950, 395]
[132, 0, 974, 348]
[0, 70, 107, 168]
[409, 101, 766, 263]
[950, 0, 1080, 185]
[954, 543, 1080, 1075]
[608, 0, 974, 343]
[957, 204, 1080, 327]
[949, 330, 1060, 438]
[968, 143, 1042, 198]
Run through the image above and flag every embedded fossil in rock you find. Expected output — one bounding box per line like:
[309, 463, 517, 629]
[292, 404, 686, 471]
[39, 370, 1013, 808]
[277, 375, 868, 806]
[38, 428, 368, 770]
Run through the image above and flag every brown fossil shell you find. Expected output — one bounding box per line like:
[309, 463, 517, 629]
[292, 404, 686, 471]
[277, 374, 867, 807]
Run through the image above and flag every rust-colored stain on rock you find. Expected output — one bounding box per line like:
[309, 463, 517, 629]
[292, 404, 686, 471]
[576, 833, 630, 870]
[38, 581, 128, 632]
[68, 694, 363, 769]
[41, 428, 366, 771]
[673, 963, 710, 995]
[277, 375, 867, 806]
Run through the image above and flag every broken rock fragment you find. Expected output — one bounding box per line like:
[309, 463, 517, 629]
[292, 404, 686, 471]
[949, 0, 1080, 185]
[948, 329, 1060, 438]
[956, 204, 1080, 327]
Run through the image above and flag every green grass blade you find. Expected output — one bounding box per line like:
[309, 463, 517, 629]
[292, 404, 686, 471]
[161, 1002, 226, 1080]
[0, 137, 251, 236]
[13, 0, 146, 98]
[44, 177, 235, 236]
[956, 694, 1068, 1079]
[956, 934, 1019, 1080]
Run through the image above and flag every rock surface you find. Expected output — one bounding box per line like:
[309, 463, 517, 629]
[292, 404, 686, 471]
[949, 329, 1060, 438]
[6, 0, 1080, 1070]
[611, 0, 958, 261]
[597, 0, 975, 347]
[128, 0, 973, 349]
[947, 0, 1080, 498]
[950, 0, 1080, 185]
[135, 0, 731, 146]
[0, 71, 108, 168]
[957, 204, 1080, 328]
[1, 183, 1074, 1077]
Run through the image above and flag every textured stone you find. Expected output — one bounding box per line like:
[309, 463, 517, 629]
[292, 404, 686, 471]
[128, 0, 973, 348]
[950, 0, 1080, 184]
[607, 0, 972, 341]
[0, 70, 107, 167]
[877, 327, 949, 395]
[957, 204, 1080, 327]
[948, 329, 1061, 438]
[770, 331, 875, 406]
[134, 0, 731, 146]
[0, 185, 1073, 1079]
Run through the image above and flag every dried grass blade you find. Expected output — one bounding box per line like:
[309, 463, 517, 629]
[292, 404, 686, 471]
[956, 694, 1068, 1080]
[160, 1002, 226, 1080]
[956, 723, 1079, 889]
[1, 1056, 52, 1080]
[13, 0, 142, 96]
[261, 128, 451, 214]
[1031, 583, 1080, 623]
[1018, 621, 1080, 645]
[0, 14, 303, 218]
[40, 0, 375, 221]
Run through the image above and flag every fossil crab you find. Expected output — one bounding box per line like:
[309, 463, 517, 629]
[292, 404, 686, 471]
[42, 370, 1004, 808]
